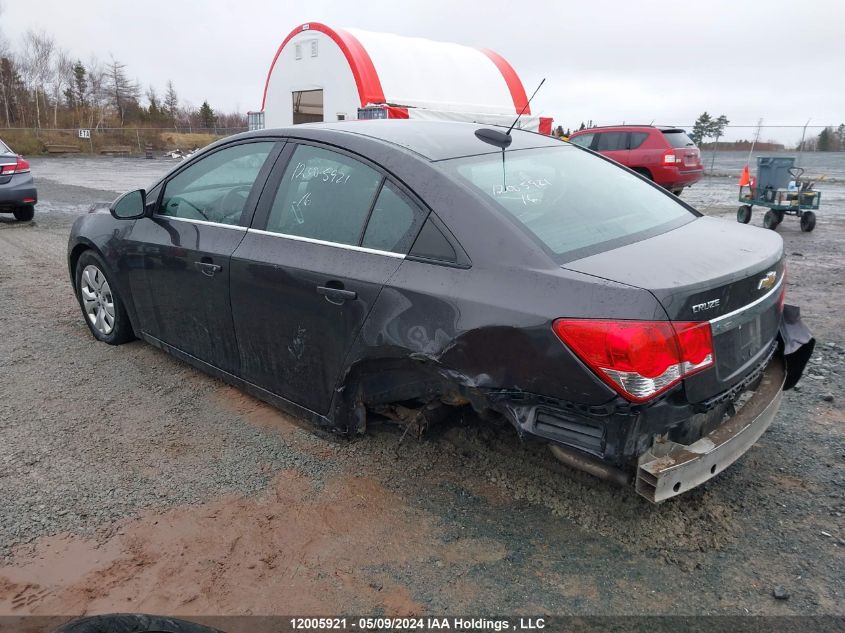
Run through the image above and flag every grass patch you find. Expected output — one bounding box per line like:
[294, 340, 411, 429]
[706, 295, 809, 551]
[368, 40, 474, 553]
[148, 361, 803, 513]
[159, 132, 222, 151]
[1, 129, 234, 155]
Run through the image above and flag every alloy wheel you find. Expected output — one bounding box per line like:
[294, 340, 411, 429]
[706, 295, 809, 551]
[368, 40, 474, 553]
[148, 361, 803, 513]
[80, 264, 115, 335]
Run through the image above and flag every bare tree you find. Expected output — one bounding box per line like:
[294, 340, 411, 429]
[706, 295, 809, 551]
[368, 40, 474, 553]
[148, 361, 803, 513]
[19, 29, 56, 128]
[51, 48, 73, 127]
[105, 55, 139, 125]
[86, 55, 106, 129]
[0, 4, 10, 127]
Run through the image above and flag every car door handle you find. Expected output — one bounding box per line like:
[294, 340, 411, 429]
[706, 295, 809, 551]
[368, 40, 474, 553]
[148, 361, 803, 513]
[195, 261, 222, 276]
[316, 285, 357, 304]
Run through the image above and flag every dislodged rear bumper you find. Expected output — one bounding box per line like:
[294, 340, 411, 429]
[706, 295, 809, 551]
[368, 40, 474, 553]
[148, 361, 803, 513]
[636, 354, 785, 502]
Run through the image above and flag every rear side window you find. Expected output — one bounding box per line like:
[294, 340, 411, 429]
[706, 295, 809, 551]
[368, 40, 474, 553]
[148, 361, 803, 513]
[444, 146, 693, 262]
[629, 132, 649, 149]
[568, 133, 593, 149]
[409, 218, 457, 263]
[361, 181, 425, 253]
[266, 144, 381, 246]
[595, 132, 627, 151]
[662, 130, 696, 148]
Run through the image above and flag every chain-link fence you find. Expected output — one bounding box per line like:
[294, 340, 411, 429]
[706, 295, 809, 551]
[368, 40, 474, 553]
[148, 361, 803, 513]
[0, 127, 249, 156]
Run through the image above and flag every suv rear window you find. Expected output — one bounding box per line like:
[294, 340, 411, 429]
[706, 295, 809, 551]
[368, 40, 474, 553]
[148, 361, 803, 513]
[662, 130, 696, 148]
[443, 146, 694, 262]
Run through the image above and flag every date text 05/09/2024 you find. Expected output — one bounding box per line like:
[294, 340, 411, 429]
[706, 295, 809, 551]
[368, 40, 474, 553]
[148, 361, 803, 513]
[289, 617, 547, 631]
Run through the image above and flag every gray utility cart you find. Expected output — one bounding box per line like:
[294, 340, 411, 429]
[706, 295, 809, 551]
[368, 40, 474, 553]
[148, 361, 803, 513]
[737, 156, 820, 232]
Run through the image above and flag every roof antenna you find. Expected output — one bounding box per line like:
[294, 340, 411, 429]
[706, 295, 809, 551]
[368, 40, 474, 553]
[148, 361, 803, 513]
[506, 78, 545, 135]
[475, 78, 546, 149]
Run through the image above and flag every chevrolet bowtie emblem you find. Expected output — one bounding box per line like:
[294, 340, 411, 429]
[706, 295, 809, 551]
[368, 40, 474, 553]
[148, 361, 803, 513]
[757, 271, 777, 291]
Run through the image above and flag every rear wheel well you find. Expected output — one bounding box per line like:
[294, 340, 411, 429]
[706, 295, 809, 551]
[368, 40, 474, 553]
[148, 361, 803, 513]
[632, 167, 653, 180]
[333, 358, 491, 435]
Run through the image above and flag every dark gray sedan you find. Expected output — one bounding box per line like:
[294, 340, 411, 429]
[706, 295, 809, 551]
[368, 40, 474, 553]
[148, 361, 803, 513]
[66, 121, 813, 502]
[0, 138, 37, 221]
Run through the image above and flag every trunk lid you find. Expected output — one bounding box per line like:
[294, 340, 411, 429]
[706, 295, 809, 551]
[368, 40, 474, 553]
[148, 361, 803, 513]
[563, 216, 784, 402]
[679, 147, 701, 168]
[661, 129, 702, 168]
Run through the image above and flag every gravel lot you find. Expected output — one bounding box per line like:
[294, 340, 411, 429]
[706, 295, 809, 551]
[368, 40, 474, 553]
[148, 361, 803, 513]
[0, 157, 843, 617]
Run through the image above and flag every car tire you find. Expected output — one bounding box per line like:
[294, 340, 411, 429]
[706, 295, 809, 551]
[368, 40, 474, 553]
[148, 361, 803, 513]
[737, 205, 752, 224]
[800, 211, 816, 232]
[54, 613, 222, 633]
[74, 250, 135, 345]
[12, 204, 34, 221]
[763, 210, 780, 230]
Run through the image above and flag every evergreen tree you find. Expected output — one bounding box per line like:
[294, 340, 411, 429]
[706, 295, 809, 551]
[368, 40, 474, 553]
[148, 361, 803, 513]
[816, 127, 834, 152]
[164, 80, 178, 122]
[199, 100, 215, 128]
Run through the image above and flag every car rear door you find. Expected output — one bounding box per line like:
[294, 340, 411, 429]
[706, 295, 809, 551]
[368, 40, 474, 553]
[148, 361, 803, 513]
[230, 141, 426, 415]
[593, 131, 630, 166]
[123, 139, 280, 374]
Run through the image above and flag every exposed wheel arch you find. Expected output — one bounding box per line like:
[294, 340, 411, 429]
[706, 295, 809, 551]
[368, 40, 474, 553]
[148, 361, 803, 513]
[331, 356, 490, 434]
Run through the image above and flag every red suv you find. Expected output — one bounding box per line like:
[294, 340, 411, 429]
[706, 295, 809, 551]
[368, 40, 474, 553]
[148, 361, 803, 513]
[568, 126, 703, 195]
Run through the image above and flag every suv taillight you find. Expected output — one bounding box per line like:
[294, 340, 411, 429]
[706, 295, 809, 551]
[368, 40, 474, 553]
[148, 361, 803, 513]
[663, 150, 680, 165]
[0, 156, 30, 175]
[552, 319, 714, 402]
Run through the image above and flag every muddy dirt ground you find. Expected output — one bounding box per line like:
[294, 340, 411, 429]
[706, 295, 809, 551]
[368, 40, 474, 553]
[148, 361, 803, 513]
[0, 158, 843, 623]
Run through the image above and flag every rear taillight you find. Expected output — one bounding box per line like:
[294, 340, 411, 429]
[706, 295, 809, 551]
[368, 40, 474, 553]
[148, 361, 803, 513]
[663, 150, 680, 165]
[0, 156, 30, 175]
[552, 319, 714, 402]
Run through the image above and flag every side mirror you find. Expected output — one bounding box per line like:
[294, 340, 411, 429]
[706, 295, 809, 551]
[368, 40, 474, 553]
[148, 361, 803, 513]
[110, 189, 147, 220]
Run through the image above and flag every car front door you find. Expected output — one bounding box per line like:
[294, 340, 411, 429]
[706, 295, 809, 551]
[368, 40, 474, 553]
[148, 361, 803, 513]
[124, 140, 279, 374]
[230, 142, 426, 415]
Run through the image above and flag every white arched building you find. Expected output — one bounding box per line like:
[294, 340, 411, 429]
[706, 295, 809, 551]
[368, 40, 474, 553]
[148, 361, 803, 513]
[256, 22, 552, 133]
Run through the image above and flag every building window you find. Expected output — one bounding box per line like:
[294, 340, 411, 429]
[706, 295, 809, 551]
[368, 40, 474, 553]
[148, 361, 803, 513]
[337, 113, 346, 121]
[295, 43, 302, 60]
[247, 111, 265, 131]
[310, 40, 318, 57]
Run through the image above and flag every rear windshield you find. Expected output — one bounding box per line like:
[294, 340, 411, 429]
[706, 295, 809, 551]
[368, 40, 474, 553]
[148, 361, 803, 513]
[0, 139, 10, 153]
[442, 146, 694, 262]
[662, 130, 696, 148]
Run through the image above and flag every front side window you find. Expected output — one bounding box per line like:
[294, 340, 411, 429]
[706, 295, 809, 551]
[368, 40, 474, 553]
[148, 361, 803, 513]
[444, 146, 694, 262]
[266, 144, 382, 246]
[159, 142, 274, 225]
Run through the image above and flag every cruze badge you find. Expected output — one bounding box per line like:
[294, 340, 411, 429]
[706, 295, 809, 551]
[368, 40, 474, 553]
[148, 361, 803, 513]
[757, 271, 777, 291]
[692, 299, 720, 314]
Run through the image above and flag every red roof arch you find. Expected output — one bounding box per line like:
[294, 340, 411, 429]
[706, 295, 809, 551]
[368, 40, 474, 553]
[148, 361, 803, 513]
[261, 23, 529, 115]
[261, 22, 385, 111]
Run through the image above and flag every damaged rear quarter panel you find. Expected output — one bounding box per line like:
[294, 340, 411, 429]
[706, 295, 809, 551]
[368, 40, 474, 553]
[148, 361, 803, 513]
[336, 257, 670, 424]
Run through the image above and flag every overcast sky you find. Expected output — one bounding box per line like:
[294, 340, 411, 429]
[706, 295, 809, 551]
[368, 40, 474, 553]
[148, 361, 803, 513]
[2, 0, 843, 143]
